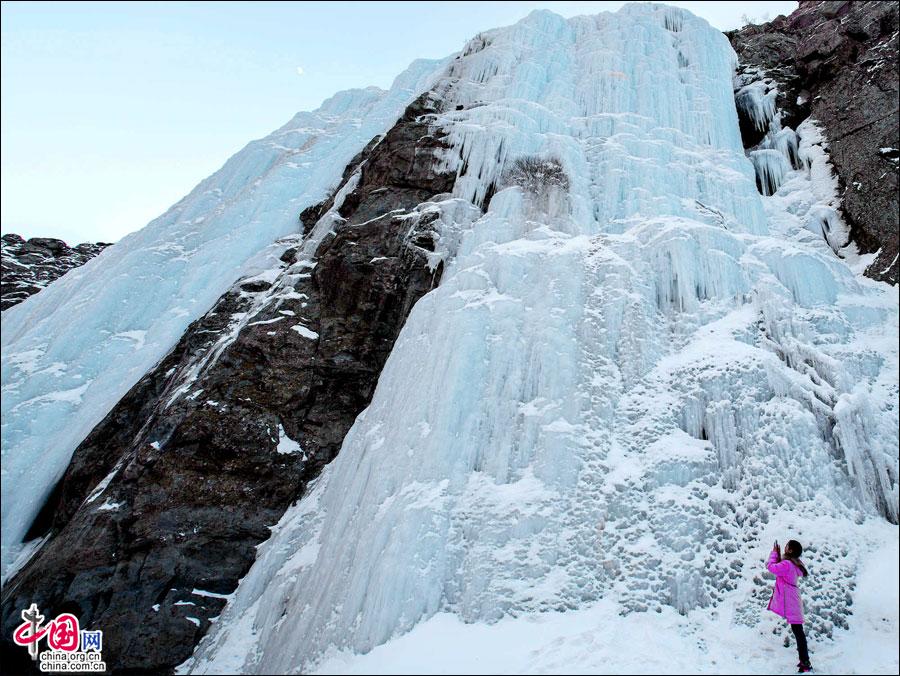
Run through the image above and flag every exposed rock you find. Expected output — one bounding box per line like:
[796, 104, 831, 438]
[1, 234, 111, 310]
[0, 90, 465, 673]
[728, 0, 899, 284]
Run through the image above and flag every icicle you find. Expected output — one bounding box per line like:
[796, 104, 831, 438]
[749, 149, 790, 196]
[833, 390, 899, 524]
[762, 127, 801, 170]
[735, 81, 777, 134]
[663, 8, 685, 32]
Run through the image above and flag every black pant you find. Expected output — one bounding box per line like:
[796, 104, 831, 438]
[791, 624, 810, 664]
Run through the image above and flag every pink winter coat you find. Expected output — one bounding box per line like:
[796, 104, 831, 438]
[766, 550, 805, 624]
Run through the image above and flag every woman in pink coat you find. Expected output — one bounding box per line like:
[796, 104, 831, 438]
[767, 539, 812, 673]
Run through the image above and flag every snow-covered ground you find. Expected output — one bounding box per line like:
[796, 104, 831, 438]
[312, 526, 898, 675]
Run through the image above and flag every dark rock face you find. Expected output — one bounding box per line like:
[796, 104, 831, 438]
[1, 234, 111, 310]
[728, 0, 899, 284]
[1, 91, 461, 673]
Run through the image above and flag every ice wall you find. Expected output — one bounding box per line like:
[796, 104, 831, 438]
[435, 6, 767, 233]
[0, 58, 447, 579]
[184, 6, 897, 674]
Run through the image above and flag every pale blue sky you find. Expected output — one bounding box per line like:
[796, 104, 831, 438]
[1, 1, 796, 243]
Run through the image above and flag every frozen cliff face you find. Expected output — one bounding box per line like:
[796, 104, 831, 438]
[183, 6, 897, 675]
[0, 58, 447, 580]
[1, 3, 896, 674]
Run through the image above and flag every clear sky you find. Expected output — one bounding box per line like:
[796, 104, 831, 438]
[1, 1, 797, 244]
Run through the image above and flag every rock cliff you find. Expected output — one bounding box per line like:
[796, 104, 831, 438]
[1, 234, 110, 310]
[728, 0, 899, 283]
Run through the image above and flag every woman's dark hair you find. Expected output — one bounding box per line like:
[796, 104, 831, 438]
[785, 539, 809, 577]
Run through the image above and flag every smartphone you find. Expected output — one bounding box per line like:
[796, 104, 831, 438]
[774, 540, 779, 548]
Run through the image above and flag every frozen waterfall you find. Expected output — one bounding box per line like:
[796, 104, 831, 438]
[184, 5, 898, 675]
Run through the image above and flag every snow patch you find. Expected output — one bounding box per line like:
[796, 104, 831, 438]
[290, 324, 319, 340]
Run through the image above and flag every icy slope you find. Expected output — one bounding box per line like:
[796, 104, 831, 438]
[184, 6, 897, 674]
[0, 57, 446, 578]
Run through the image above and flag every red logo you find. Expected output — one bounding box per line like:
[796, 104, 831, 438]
[14, 609, 80, 652]
[47, 614, 81, 652]
[12, 603, 105, 671]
